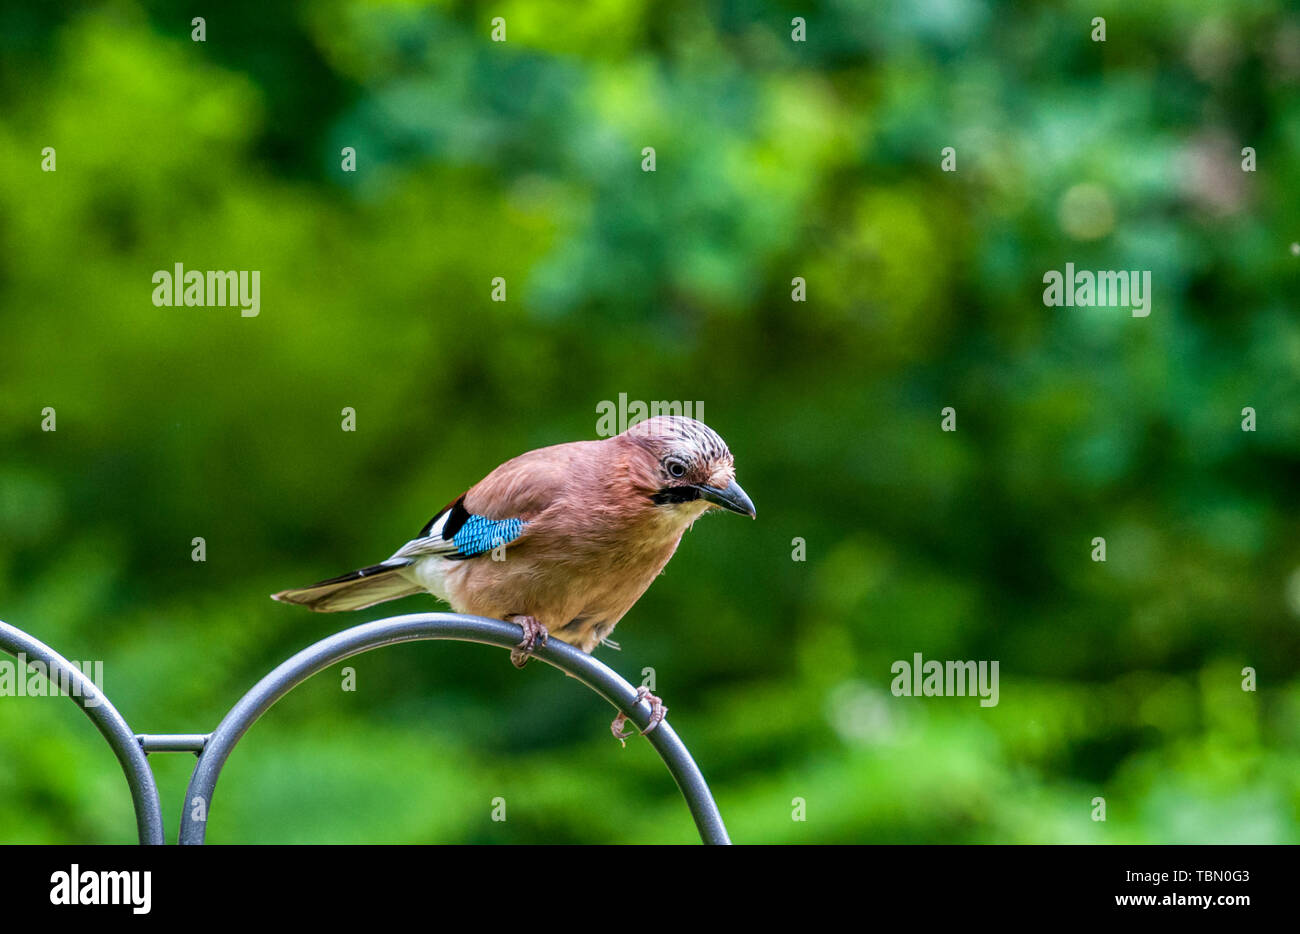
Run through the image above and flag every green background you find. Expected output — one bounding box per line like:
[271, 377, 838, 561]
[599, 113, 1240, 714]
[1, 0, 1298, 843]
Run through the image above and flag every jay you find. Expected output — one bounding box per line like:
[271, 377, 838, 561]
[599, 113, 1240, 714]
[272, 415, 755, 741]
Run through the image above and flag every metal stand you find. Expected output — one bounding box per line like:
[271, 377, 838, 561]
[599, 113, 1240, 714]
[0, 614, 730, 845]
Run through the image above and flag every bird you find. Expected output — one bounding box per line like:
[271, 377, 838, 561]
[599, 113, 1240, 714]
[271, 415, 755, 742]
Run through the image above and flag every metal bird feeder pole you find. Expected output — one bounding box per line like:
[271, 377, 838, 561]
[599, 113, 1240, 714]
[0, 614, 730, 845]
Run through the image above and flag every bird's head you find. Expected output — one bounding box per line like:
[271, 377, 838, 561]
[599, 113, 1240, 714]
[620, 415, 756, 520]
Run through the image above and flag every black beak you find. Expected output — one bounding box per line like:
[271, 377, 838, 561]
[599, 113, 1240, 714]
[694, 480, 756, 518]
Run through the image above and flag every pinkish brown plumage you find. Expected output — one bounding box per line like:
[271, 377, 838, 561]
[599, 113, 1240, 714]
[272, 416, 755, 738]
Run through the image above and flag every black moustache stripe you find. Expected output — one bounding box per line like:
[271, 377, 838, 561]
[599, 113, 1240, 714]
[651, 486, 701, 506]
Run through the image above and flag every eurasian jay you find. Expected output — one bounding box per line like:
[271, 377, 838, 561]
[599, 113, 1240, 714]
[272, 415, 755, 740]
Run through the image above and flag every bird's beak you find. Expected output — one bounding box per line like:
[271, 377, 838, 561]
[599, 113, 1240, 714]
[694, 479, 756, 518]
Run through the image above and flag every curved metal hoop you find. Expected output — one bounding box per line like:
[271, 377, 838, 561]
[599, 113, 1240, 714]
[0, 620, 165, 845]
[180, 613, 731, 844]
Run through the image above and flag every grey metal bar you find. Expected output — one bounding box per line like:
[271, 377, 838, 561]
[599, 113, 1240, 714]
[0, 620, 165, 845]
[138, 733, 209, 754]
[180, 612, 730, 844]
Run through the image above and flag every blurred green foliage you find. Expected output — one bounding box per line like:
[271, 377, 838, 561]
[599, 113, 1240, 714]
[1, 0, 1298, 843]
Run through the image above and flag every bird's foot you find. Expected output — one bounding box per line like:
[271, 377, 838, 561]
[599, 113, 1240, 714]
[610, 686, 667, 747]
[508, 614, 548, 669]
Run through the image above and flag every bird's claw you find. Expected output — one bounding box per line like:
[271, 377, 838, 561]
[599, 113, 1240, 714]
[610, 686, 667, 747]
[508, 615, 548, 668]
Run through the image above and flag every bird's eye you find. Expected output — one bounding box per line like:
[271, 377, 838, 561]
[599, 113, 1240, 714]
[665, 458, 687, 479]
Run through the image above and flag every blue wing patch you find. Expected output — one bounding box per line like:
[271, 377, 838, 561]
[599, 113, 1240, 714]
[451, 515, 526, 558]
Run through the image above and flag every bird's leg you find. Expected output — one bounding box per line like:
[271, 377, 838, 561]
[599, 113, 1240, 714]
[507, 614, 548, 668]
[610, 686, 668, 746]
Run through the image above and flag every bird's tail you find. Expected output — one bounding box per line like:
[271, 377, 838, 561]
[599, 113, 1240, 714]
[271, 561, 422, 612]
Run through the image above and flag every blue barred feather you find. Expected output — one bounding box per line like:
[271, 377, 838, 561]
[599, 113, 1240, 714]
[452, 515, 526, 557]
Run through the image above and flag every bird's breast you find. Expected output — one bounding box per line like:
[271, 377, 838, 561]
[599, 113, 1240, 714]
[437, 517, 691, 651]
